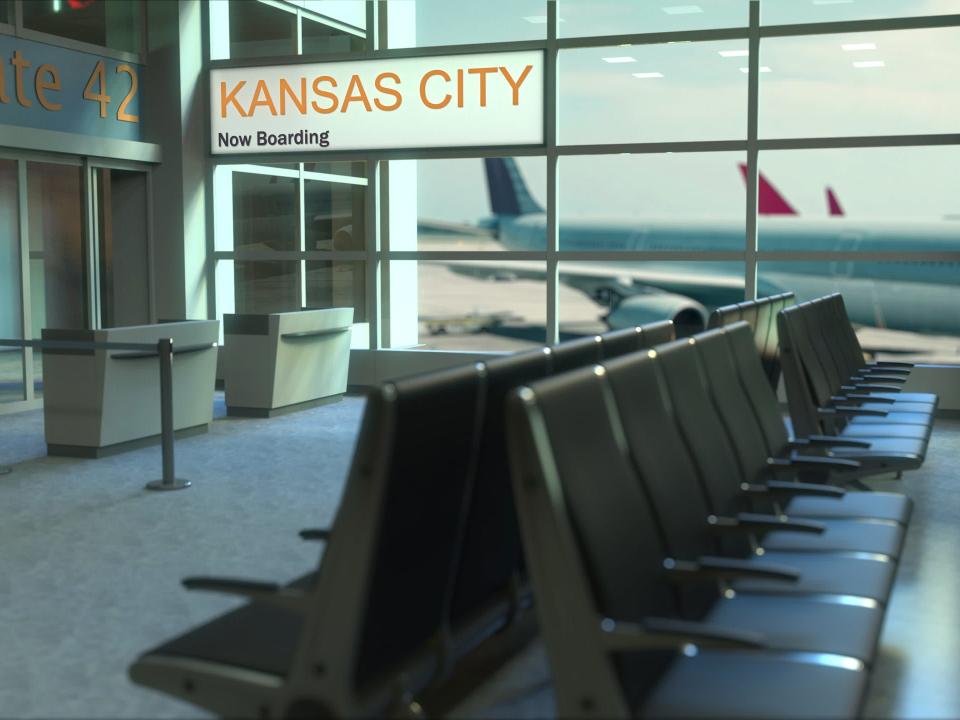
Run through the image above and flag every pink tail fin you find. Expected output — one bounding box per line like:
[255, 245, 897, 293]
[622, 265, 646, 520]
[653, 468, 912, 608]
[827, 187, 845, 216]
[738, 163, 798, 215]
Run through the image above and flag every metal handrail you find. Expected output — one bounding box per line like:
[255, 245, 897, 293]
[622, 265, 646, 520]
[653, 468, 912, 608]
[0, 336, 216, 491]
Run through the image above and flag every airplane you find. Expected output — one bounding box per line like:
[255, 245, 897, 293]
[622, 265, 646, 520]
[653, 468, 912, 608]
[455, 157, 960, 338]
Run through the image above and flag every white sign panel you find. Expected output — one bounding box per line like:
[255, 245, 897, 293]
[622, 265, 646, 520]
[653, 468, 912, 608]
[210, 50, 543, 154]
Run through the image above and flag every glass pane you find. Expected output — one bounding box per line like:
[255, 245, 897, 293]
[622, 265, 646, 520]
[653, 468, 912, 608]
[759, 27, 960, 138]
[96, 169, 150, 327]
[301, 1, 367, 29]
[232, 171, 299, 252]
[22, 0, 141, 54]
[559, 41, 748, 145]
[762, 0, 960, 25]
[387, 0, 546, 49]
[301, 17, 365, 54]
[757, 147, 960, 251]
[304, 178, 366, 251]
[233, 260, 300, 314]
[230, 0, 297, 59]
[758, 263, 960, 364]
[0, 159, 24, 404]
[560, 153, 746, 251]
[305, 260, 367, 322]
[0, 1, 10, 25]
[559, 0, 748, 38]
[558, 260, 745, 337]
[304, 161, 366, 178]
[398, 157, 545, 252]
[389, 260, 547, 351]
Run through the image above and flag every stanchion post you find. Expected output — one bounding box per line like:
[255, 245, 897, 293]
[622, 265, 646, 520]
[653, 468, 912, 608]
[146, 338, 191, 491]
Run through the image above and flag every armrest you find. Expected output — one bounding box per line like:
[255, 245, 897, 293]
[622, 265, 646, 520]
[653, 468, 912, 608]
[182, 576, 308, 611]
[789, 435, 872, 448]
[871, 360, 914, 368]
[706, 512, 826, 535]
[855, 374, 907, 384]
[663, 556, 800, 583]
[852, 383, 903, 392]
[860, 366, 911, 376]
[299, 528, 331, 541]
[599, 617, 767, 651]
[767, 455, 862, 472]
[838, 394, 896, 404]
[741, 480, 845, 499]
[821, 406, 888, 417]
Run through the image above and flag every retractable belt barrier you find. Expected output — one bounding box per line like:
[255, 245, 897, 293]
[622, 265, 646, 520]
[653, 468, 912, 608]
[0, 337, 218, 490]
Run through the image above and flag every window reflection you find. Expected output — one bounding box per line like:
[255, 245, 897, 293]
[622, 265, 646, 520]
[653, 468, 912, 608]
[233, 172, 299, 253]
[22, 0, 141, 54]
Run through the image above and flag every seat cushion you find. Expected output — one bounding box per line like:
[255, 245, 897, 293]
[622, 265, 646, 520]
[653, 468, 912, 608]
[641, 651, 866, 718]
[839, 423, 930, 441]
[705, 595, 882, 662]
[848, 402, 935, 415]
[733, 551, 895, 602]
[860, 391, 937, 405]
[761, 519, 904, 558]
[787, 492, 912, 525]
[845, 412, 932, 426]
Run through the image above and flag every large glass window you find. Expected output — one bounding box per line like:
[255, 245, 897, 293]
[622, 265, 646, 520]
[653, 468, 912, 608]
[387, 0, 546, 50]
[0, 159, 23, 404]
[762, 0, 960, 25]
[559, 41, 749, 145]
[559, 0, 748, 38]
[22, 0, 142, 55]
[0, 1, 11, 26]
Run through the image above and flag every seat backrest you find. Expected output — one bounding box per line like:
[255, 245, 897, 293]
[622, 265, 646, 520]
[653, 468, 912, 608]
[551, 334, 602, 374]
[599, 327, 643, 359]
[720, 322, 791, 453]
[777, 305, 828, 437]
[738, 302, 760, 340]
[691, 327, 778, 481]
[707, 302, 741, 330]
[448, 348, 552, 632]
[828, 293, 868, 374]
[653, 339, 751, 520]
[506, 367, 676, 716]
[639, 319, 675, 347]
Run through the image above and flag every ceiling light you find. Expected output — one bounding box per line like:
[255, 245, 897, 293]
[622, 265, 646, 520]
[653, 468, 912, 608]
[603, 56, 637, 63]
[718, 49, 749, 57]
[842, 42, 877, 51]
[853, 60, 885, 68]
[813, 0, 854, 5]
[740, 66, 772, 73]
[632, 72, 665, 79]
[662, 5, 703, 14]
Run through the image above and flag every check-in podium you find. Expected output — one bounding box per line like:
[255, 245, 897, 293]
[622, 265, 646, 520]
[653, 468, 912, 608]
[223, 308, 353, 417]
[42, 321, 219, 458]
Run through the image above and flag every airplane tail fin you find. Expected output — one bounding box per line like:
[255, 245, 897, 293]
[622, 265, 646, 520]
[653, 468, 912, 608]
[827, 187, 845, 216]
[484, 158, 544, 216]
[738, 163, 798, 215]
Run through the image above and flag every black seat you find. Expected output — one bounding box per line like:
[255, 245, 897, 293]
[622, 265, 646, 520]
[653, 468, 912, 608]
[506, 367, 868, 719]
[551, 334, 602, 374]
[641, 319, 675, 347]
[599, 327, 644, 359]
[130, 364, 486, 718]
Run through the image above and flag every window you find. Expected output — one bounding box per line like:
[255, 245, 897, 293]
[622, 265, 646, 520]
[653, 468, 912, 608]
[558, 0, 747, 38]
[761, 0, 960, 25]
[0, 159, 23, 404]
[0, 1, 11, 26]
[387, 0, 546, 50]
[22, 0, 142, 54]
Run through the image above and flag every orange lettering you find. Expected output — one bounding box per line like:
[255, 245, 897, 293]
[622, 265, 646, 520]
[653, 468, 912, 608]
[220, 81, 247, 118]
[420, 69, 451, 109]
[340, 74, 372, 112]
[467, 66, 497, 107]
[35, 64, 62, 111]
[247, 80, 278, 116]
[311, 76, 339, 114]
[374, 72, 402, 111]
[279, 78, 307, 114]
[500, 65, 533, 106]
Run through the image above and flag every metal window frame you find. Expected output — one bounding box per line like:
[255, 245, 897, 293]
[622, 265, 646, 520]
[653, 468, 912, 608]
[205, 0, 960, 357]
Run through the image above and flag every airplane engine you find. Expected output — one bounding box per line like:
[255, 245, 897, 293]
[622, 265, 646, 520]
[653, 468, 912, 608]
[604, 292, 707, 338]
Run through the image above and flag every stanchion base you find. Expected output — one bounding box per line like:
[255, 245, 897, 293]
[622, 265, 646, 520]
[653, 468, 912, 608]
[0, 466, 11, 475]
[145, 478, 191, 491]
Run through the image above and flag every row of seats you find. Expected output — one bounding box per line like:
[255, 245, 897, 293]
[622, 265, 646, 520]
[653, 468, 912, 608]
[507, 320, 917, 718]
[709, 291, 795, 389]
[128, 321, 676, 717]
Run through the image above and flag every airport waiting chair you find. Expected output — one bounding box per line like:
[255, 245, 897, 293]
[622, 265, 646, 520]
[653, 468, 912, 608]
[550, 334, 602, 374]
[652, 338, 906, 560]
[824, 294, 916, 377]
[602, 350, 898, 603]
[779, 303, 935, 443]
[709, 292, 794, 389]
[695, 324, 912, 526]
[506, 368, 869, 719]
[639, 319, 675, 347]
[130, 365, 487, 718]
[598, 326, 644, 359]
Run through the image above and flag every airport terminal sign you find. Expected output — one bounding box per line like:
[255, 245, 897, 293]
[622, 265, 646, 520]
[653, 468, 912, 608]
[210, 50, 543, 154]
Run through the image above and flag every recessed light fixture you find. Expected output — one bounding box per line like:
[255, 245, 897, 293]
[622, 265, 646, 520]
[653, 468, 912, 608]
[740, 66, 772, 73]
[522, 15, 564, 23]
[632, 72, 665, 78]
[718, 49, 749, 57]
[853, 60, 885, 68]
[842, 42, 877, 51]
[813, 0, 854, 5]
[603, 56, 637, 63]
[662, 4, 703, 14]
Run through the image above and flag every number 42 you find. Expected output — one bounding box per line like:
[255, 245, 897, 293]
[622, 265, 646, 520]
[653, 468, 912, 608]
[83, 60, 139, 123]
